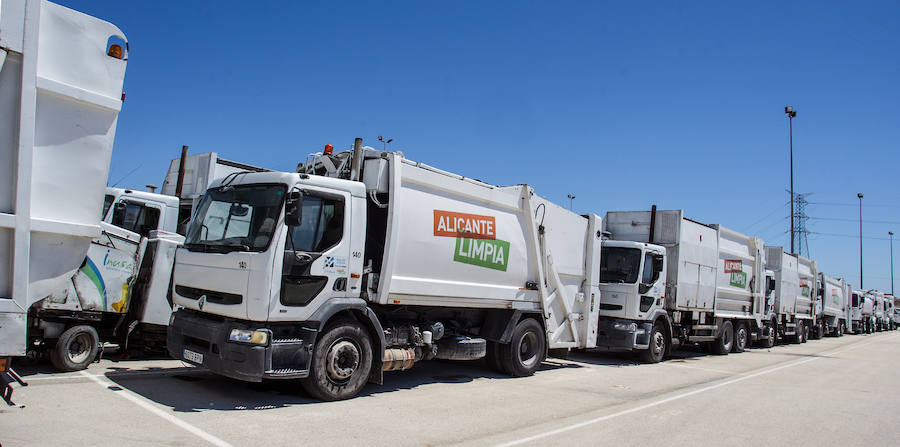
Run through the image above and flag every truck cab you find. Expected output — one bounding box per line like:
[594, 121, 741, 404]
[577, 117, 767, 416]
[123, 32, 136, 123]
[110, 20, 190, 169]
[597, 241, 666, 353]
[102, 187, 180, 236]
[850, 291, 864, 333]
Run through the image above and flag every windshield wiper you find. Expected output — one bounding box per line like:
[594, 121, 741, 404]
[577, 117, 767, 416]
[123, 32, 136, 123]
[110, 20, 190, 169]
[184, 242, 250, 254]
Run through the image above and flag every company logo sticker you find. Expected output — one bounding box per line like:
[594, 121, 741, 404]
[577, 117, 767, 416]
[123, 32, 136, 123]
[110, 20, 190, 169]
[729, 272, 747, 288]
[454, 237, 510, 271]
[724, 259, 742, 273]
[434, 210, 496, 240]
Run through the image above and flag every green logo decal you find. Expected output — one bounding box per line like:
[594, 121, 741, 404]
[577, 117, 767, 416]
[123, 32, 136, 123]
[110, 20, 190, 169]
[801, 286, 810, 297]
[729, 272, 747, 288]
[454, 237, 510, 271]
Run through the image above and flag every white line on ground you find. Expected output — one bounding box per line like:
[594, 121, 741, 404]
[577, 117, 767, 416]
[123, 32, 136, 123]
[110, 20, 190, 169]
[494, 334, 889, 447]
[25, 368, 205, 381]
[79, 370, 234, 447]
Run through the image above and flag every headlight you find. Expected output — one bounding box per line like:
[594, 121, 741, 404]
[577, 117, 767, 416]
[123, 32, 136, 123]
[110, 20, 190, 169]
[613, 321, 637, 332]
[229, 329, 269, 345]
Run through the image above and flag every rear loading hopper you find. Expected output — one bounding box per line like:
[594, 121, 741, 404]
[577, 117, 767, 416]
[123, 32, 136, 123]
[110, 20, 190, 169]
[0, 0, 128, 357]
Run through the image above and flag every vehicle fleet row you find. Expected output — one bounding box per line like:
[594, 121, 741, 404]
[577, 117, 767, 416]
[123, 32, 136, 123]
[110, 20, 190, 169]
[1, 0, 895, 404]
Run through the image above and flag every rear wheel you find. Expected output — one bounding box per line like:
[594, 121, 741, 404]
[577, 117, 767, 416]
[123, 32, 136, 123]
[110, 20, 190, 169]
[499, 318, 546, 377]
[639, 321, 667, 363]
[800, 321, 809, 343]
[710, 321, 733, 355]
[732, 322, 748, 353]
[485, 341, 504, 373]
[300, 319, 373, 401]
[760, 320, 777, 348]
[50, 325, 99, 371]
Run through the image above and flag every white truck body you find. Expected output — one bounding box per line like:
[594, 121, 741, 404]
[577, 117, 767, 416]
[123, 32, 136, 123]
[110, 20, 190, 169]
[816, 273, 849, 336]
[0, 0, 127, 359]
[765, 247, 817, 340]
[596, 209, 770, 361]
[167, 144, 600, 399]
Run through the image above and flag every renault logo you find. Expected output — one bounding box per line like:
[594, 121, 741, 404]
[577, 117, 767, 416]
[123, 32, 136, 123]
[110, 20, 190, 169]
[198, 295, 207, 310]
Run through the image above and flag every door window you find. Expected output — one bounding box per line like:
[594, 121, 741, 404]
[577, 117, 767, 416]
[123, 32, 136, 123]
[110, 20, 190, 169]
[112, 202, 161, 237]
[281, 194, 345, 307]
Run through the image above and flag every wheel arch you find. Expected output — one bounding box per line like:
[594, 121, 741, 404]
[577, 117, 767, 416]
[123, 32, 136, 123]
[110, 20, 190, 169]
[310, 298, 386, 385]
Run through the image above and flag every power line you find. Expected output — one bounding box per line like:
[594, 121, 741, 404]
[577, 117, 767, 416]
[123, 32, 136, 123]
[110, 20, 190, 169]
[808, 216, 900, 225]
[807, 201, 898, 209]
[808, 231, 892, 241]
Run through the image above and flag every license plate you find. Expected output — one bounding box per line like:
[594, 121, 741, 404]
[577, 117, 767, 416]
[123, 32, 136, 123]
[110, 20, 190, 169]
[183, 349, 203, 365]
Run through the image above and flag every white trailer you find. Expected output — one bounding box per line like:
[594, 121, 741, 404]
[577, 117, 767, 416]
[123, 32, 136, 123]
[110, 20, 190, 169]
[812, 273, 849, 338]
[167, 140, 600, 400]
[764, 247, 817, 343]
[26, 188, 182, 370]
[0, 0, 127, 403]
[595, 209, 772, 363]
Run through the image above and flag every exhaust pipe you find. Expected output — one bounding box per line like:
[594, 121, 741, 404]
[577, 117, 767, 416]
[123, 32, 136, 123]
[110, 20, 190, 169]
[350, 138, 364, 182]
[649, 204, 657, 244]
[174, 145, 189, 198]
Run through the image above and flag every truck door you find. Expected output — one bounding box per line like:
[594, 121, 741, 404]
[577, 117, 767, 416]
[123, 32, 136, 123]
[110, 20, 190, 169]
[276, 189, 351, 319]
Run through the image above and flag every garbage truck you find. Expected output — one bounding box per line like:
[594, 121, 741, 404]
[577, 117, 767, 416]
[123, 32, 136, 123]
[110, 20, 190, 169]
[167, 140, 601, 400]
[594, 208, 773, 363]
[765, 247, 817, 343]
[812, 273, 850, 338]
[29, 149, 269, 371]
[27, 187, 182, 370]
[0, 0, 128, 404]
[849, 290, 864, 333]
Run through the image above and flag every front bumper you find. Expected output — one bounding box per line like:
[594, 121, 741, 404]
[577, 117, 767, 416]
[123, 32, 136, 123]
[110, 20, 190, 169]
[167, 309, 317, 382]
[594, 317, 652, 351]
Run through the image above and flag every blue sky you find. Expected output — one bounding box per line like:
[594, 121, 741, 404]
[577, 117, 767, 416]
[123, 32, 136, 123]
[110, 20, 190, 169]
[62, 0, 899, 293]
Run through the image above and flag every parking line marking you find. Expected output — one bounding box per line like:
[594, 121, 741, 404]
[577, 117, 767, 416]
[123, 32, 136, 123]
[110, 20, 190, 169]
[26, 368, 206, 381]
[80, 371, 234, 447]
[494, 335, 889, 447]
[666, 363, 738, 375]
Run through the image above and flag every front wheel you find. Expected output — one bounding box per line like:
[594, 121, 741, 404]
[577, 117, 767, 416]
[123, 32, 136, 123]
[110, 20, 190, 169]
[499, 318, 546, 377]
[301, 319, 373, 401]
[639, 322, 667, 363]
[50, 325, 100, 371]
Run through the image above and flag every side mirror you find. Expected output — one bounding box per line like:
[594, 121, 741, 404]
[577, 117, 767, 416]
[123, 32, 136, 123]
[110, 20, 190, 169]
[285, 190, 303, 227]
[229, 203, 249, 217]
[112, 201, 127, 223]
[767, 277, 776, 293]
[639, 283, 652, 294]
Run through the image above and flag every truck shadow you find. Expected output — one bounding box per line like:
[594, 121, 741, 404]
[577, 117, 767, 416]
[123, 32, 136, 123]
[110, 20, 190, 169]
[100, 358, 583, 413]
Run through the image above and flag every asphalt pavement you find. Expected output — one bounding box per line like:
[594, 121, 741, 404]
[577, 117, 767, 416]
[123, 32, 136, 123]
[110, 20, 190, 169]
[2, 331, 898, 446]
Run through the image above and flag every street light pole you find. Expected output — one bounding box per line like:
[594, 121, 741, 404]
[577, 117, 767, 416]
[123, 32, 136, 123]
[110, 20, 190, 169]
[785, 106, 797, 254]
[858, 193, 864, 289]
[890, 231, 895, 296]
[567, 194, 576, 211]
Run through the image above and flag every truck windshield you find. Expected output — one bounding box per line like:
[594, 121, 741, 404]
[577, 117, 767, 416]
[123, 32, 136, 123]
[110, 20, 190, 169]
[600, 247, 642, 284]
[185, 184, 286, 253]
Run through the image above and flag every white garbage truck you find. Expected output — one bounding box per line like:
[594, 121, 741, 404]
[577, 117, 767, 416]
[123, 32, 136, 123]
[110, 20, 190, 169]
[859, 290, 877, 333]
[27, 187, 183, 370]
[595, 208, 773, 363]
[849, 290, 865, 333]
[30, 150, 269, 371]
[764, 247, 817, 343]
[167, 140, 601, 400]
[811, 273, 850, 338]
[0, 0, 128, 403]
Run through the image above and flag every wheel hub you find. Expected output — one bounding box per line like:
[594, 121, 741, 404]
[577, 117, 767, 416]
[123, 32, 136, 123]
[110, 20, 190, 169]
[519, 332, 539, 368]
[68, 333, 92, 364]
[326, 340, 360, 382]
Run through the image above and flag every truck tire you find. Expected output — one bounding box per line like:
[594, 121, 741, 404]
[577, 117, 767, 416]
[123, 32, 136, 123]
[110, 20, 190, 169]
[300, 319, 373, 401]
[499, 318, 546, 377]
[710, 321, 733, 355]
[485, 341, 505, 373]
[759, 320, 777, 348]
[50, 325, 100, 371]
[732, 322, 747, 353]
[837, 322, 844, 337]
[800, 322, 808, 343]
[815, 322, 824, 339]
[639, 321, 667, 363]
